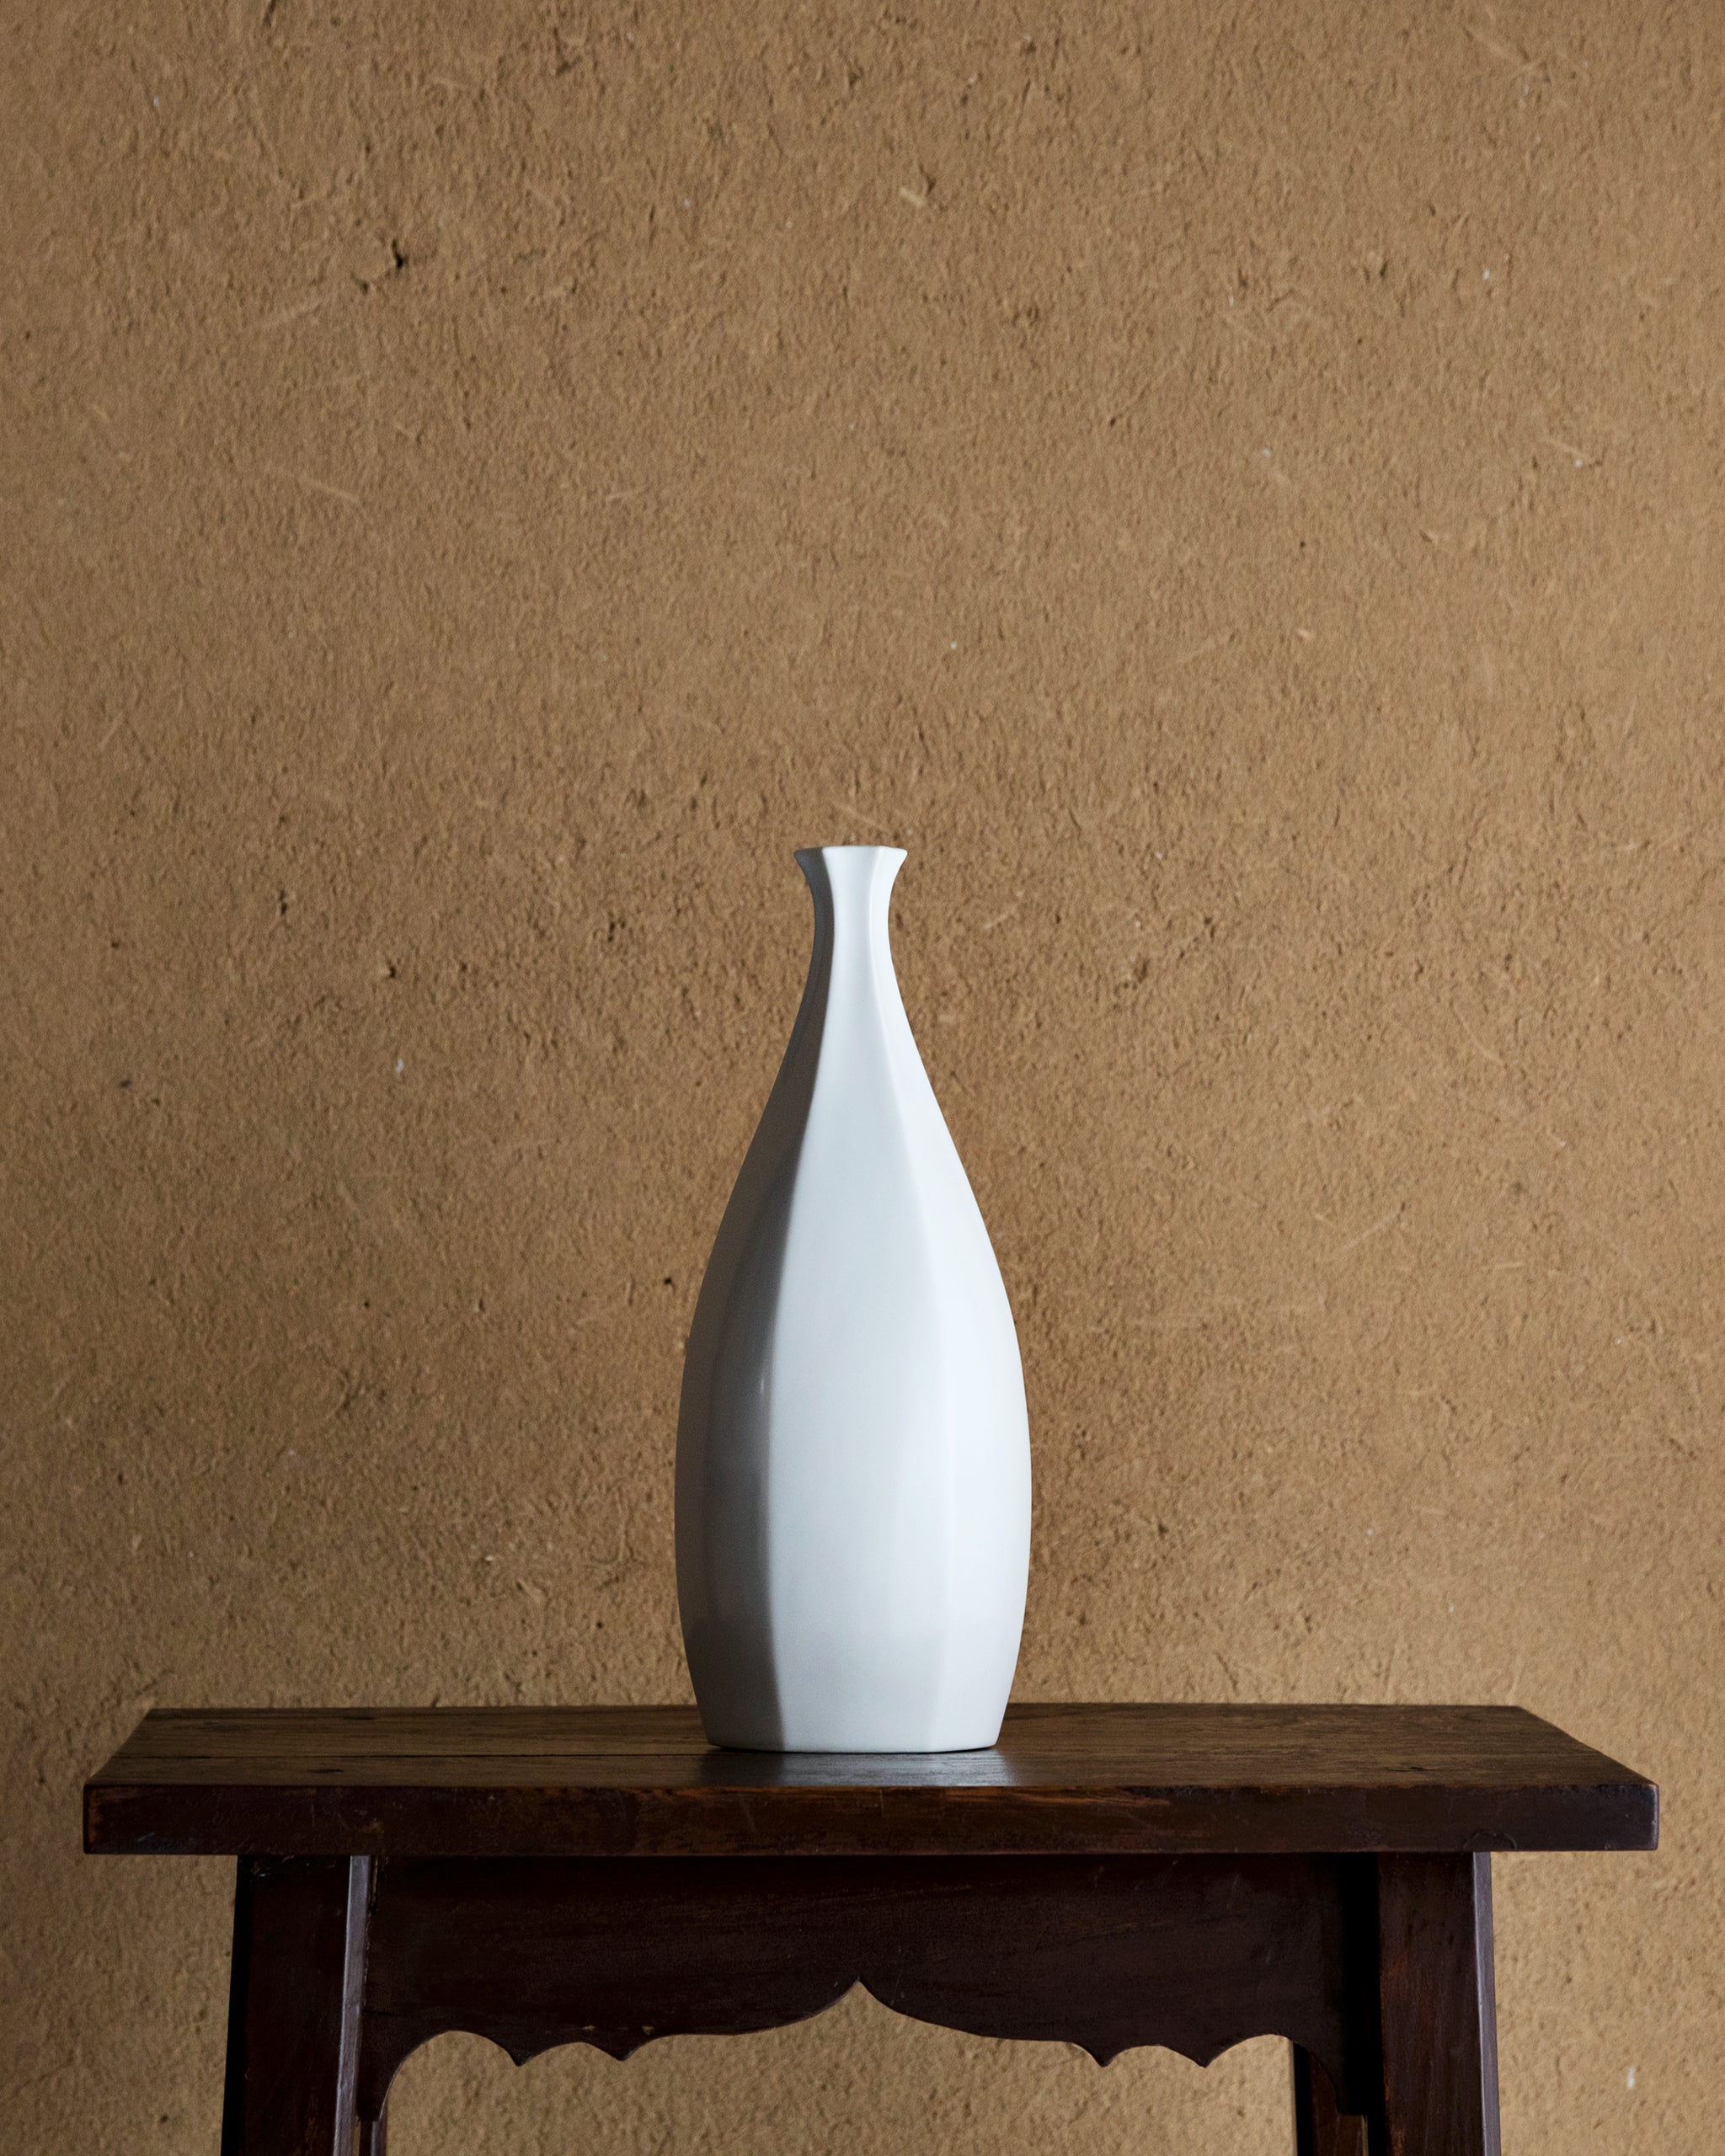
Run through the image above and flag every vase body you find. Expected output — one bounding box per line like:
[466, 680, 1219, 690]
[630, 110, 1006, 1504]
[676, 846, 1031, 1752]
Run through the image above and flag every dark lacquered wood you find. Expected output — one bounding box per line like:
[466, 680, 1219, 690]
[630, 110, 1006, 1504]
[87, 1702, 1651, 2156]
[1292, 2045, 1367, 2156]
[83, 1701, 1656, 1858]
[1375, 1854, 1501, 2156]
[354, 1853, 1377, 2121]
[218, 1856, 370, 2156]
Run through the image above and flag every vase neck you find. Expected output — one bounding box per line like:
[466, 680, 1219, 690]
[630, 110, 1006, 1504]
[795, 846, 905, 964]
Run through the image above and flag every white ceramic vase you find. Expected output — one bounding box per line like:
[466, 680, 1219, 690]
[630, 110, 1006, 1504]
[676, 846, 1032, 1752]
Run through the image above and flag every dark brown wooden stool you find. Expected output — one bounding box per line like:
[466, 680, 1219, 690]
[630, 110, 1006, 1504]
[84, 1701, 1654, 2156]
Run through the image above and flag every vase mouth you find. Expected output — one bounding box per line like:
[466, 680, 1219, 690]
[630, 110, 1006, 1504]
[793, 843, 907, 868]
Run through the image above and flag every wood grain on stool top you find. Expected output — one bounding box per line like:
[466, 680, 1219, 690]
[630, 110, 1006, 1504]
[84, 1700, 1657, 1859]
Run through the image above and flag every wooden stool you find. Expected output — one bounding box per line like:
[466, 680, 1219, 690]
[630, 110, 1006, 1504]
[84, 1701, 1654, 2155]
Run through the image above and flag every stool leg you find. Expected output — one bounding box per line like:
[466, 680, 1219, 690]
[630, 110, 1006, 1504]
[220, 1855, 371, 2156]
[356, 2105, 387, 2156]
[1373, 1854, 1501, 2156]
[1291, 2046, 1366, 2155]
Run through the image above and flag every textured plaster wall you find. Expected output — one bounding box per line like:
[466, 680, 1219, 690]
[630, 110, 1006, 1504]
[3, 0, 1721, 2148]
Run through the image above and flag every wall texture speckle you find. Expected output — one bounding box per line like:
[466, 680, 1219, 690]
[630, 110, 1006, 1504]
[4, 0, 1718, 2148]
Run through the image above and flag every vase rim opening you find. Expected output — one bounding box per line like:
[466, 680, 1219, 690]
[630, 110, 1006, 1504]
[793, 843, 907, 862]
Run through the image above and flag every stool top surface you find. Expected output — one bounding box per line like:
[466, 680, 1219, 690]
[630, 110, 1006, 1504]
[84, 1701, 1655, 1859]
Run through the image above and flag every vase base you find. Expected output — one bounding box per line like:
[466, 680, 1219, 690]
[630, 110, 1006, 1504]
[702, 1737, 1004, 1756]
[696, 1708, 1009, 1755]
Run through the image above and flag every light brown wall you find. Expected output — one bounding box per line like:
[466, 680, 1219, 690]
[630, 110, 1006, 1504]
[4, 0, 1718, 2148]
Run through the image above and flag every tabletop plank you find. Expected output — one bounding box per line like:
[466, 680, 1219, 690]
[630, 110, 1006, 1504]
[84, 1702, 1656, 1859]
